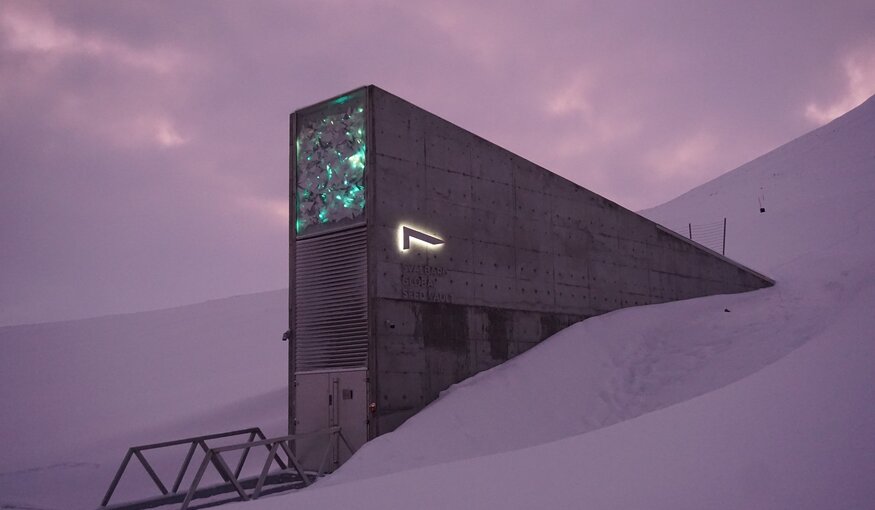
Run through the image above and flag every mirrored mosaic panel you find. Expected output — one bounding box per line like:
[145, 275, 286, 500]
[295, 91, 367, 236]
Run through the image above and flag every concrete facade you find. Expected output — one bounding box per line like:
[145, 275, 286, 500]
[289, 85, 773, 466]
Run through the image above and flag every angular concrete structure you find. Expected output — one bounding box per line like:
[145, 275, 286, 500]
[288, 86, 773, 469]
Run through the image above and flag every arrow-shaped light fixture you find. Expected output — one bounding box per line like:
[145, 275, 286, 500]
[400, 225, 445, 251]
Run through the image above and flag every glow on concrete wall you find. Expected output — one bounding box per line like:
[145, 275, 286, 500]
[295, 91, 367, 235]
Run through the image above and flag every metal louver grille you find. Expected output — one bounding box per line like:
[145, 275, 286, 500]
[294, 225, 368, 372]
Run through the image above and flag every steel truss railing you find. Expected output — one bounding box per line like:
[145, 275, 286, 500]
[100, 426, 354, 510]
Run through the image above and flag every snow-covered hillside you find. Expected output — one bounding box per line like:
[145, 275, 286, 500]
[2, 94, 874, 510]
[0, 290, 289, 509]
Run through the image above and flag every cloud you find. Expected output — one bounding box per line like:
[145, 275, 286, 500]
[409, 1, 506, 66]
[545, 73, 593, 117]
[237, 196, 289, 225]
[0, 4, 193, 150]
[49, 93, 190, 149]
[805, 42, 875, 124]
[647, 132, 719, 180]
[153, 118, 187, 148]
[0, 4, 183, 74]
[123, 114, 188, 149]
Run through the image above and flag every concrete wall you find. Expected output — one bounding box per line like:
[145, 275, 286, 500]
[366, 86, 772, 434]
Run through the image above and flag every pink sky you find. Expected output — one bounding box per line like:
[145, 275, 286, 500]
[1, 0, 873, 326]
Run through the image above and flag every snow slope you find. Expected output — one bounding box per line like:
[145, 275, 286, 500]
[244, 281, 875, 510]
[0, 290, 289, 509]
[1, 94, 874, 509]
[313, 94, 875, 489]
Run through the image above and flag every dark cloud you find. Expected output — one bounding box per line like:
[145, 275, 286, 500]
[1, 0, 874, 325]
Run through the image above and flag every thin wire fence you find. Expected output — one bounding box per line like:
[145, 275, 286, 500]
[665, 218, 727, 255]
[687, 218, 726, 255]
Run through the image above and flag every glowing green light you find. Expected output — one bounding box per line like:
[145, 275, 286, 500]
[347, 148, 365, 170]
[294, 91, 367, 234]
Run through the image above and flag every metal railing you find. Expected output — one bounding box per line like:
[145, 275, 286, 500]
[100, 426, 354, 510]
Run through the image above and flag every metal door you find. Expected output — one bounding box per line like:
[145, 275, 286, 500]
[294, 369, 367, 471]
[330, 369, 367, 466]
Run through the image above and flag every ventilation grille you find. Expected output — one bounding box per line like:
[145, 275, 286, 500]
[294, 225, 368, 372]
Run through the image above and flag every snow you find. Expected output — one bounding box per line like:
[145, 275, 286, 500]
[2, 94, 874, 509]
[243, 285, 875, 510]
[0, 291, 289, 509]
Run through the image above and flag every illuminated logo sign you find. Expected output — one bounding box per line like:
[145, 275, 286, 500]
[399, 225, 444, 251]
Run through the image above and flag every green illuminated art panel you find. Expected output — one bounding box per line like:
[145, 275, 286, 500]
[295, 91, 366, 235]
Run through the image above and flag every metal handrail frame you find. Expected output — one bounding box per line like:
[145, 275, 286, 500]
[99, 426, 354, 510]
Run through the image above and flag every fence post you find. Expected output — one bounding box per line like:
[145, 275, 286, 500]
[688, 223, 692, 240]
[722, 217, 726, 255]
